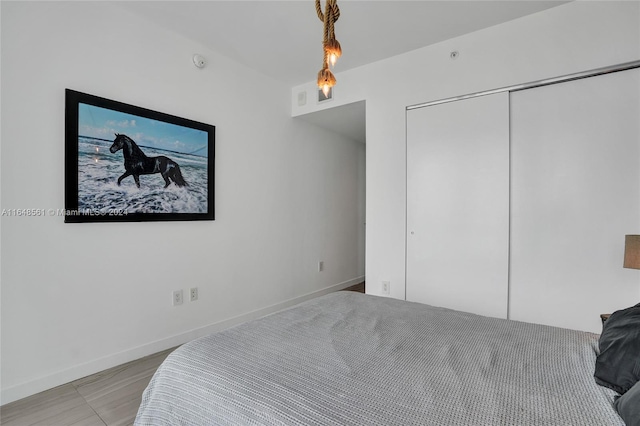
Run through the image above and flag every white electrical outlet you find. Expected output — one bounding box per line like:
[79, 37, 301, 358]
[173, 290, 183, 306]
[190, 287, 198, 302]
[382, 281, 390, 295]
[318, 261, 324, 272]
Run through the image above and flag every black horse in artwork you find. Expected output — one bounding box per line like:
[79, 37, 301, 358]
[109, 133, 188, 188]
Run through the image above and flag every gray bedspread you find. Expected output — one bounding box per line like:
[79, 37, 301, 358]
[135, 292, 622, 425]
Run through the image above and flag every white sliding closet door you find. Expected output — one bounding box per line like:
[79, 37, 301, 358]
[406, 92, 509, 318]
[510, 69, 640, 333]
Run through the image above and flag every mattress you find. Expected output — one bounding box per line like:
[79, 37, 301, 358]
[135, 291, 622, 425]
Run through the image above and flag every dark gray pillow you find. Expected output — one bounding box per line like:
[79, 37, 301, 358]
[594, 303, 640, 394]
[614, 379, 640, 426]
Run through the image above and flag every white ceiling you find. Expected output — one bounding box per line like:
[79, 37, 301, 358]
[117, 0, 568, 87]
[115, 1, 569, 143]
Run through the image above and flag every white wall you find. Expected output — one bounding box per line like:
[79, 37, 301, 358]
[293, 1, 640, 300]
[0, 2, 365, 404]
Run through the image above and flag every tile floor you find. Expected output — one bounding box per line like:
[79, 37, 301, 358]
[1, 348, 174, 426]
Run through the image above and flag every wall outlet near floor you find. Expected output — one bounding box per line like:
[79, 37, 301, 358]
[190, 287, 198, 302]
[173, 289, 183, 306]
[382, 281, 390, 295]
[318, 261, 324, 272]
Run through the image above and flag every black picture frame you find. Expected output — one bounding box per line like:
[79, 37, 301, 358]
[65, 89, 215, 223]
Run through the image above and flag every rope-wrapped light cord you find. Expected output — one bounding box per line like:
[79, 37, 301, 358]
[315, 0, 341, 94]
[315, 0, 340, 24]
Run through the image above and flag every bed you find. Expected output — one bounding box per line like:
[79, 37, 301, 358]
[135, 291, 628, 425]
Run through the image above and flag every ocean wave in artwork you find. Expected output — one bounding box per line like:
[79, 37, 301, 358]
[77, 138, 208, 214]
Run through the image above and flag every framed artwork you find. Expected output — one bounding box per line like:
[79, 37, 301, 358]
[65, 89, 215, 223]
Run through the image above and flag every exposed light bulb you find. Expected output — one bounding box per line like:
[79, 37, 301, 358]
[329, 53, 337, 67]
[317, 67, 335, 98]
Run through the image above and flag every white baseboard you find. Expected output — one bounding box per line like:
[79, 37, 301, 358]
[0, 276, 364, 405]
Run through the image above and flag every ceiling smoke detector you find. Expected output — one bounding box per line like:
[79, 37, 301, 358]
[193, 54, 206, 68]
